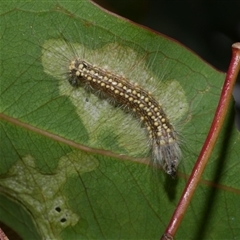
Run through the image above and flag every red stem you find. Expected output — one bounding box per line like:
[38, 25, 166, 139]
[0, 228, 9, 240]
[161, 42, 240, 239]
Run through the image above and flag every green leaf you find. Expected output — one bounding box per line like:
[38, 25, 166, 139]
[0, 0, 239, 239]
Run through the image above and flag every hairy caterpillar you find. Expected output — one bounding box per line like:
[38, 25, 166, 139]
[65, 58, 181, 176]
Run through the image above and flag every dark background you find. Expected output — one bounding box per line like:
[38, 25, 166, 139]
[94, 0, 240, 129]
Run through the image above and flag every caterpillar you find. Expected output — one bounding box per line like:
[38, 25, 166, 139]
[67, 58, 181, 176]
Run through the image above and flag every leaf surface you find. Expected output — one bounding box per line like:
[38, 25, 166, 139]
[0, 1, 239, 239]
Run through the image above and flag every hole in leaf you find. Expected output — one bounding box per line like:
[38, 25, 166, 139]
[60, 218, 67, 223]
[55, 207, 61, 212]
